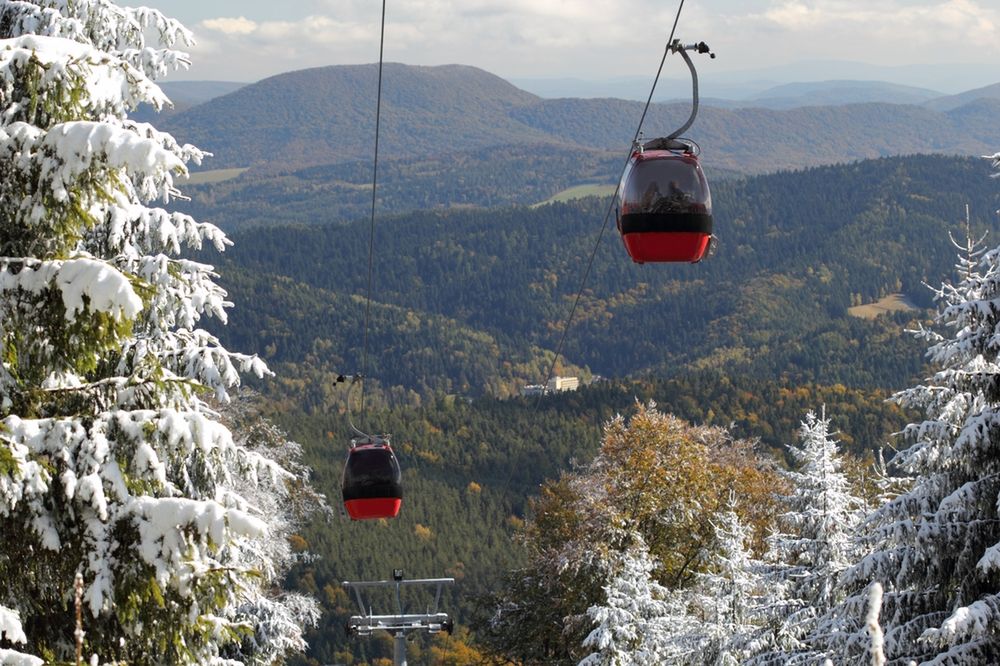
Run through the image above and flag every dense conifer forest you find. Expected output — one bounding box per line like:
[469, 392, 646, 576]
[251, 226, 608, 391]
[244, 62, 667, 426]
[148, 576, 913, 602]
[204, 154, 998, 405]
[185, 152, 1000, 664]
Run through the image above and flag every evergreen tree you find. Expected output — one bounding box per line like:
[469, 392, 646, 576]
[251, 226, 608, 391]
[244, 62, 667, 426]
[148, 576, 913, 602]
[0, 2, 316, 663]
[834, 214, 1000, 663]
[579, 540, 704, 666]
[0, 604, 41, 665]
[215, 400, 325, 665]
[693, 505, 771, 666]
[754, 409, 865, 663]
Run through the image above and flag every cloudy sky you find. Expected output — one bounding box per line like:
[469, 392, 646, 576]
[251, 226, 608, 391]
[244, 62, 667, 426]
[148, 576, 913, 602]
[146, 0, 999, 91]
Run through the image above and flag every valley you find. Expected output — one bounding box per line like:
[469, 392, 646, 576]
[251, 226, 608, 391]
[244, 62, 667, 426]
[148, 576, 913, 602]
[152, 68, 1000, 661]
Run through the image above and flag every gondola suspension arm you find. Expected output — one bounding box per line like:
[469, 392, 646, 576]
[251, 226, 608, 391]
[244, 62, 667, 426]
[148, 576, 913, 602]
[643, 40, 714, 151]
[338, 373, 381, 442]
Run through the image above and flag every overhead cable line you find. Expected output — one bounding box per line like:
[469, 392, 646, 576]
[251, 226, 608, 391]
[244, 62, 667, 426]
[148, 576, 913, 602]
[360, 0, 388, 419]
[537, 0, 688, 400]
[498, 0, 693, 508]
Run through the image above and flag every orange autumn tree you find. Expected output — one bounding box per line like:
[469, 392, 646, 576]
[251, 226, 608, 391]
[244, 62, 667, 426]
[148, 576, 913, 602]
[481, 403, 784, 665]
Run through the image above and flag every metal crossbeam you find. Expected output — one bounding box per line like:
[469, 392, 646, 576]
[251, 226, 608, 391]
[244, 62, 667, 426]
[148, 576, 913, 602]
[346, 612, 451, 636]
[342, 572, 455, 666]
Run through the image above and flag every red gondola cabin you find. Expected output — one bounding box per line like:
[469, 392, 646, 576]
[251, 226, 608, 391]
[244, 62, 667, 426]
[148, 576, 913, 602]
[616, 142, 713, 263]
[342, 437, 402, 520]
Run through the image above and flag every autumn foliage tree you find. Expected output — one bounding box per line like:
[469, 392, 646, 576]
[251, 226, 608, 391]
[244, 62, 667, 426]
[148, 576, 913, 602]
[481, 403, 784, 665]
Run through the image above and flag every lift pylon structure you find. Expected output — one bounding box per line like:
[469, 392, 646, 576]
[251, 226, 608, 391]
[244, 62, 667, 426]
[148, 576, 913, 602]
[343, 570, 455, 666]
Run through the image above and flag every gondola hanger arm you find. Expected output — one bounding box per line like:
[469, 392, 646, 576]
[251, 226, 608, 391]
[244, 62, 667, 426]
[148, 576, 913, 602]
[657, 39, 715, 143]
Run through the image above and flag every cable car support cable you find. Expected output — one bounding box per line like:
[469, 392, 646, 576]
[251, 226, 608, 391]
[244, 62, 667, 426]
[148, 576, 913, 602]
[360, 0, 388, 419]
[337, 0, 402, 523]
[537, 0, 689, 402]
[344, 374, 374, 440]
[502, 0, 697, 506]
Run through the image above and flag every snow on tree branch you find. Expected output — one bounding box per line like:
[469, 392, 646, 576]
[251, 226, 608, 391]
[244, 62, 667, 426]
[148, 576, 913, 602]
[0, 2, 318, 662]
[0, 0, 194, 80]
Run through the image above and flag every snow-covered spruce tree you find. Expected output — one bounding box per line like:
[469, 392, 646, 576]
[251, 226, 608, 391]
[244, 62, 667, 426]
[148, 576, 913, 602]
[579, 539, 706, 666]
[692, 504, 773, 666]
[751, 409, 865, 664]
[0, 2, 316, 663]
[216, 398, 326, 665]
[833, 207, 1000, 664]
[1, 604, 41, 665]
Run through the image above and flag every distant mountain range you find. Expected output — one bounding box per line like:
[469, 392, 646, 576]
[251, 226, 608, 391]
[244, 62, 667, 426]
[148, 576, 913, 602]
[130, 81, 246, 124]
[742, 80, 943, 109]
[512, 59, 999, 101]
[159, 81, 247, 108]
[924, 82, 1000, 112]
[154, 63, 1000, 177]
[515, 77, 948, 109]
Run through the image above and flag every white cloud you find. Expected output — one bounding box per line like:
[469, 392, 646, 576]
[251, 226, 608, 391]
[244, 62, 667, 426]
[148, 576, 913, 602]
[761, 1, 824, 29]
[200, 16, 257, 35]
[167, 0, 997, 86]
[186, 2, 666, 80]
[745, 0, 998, 51]
[678, 0, 995, 81]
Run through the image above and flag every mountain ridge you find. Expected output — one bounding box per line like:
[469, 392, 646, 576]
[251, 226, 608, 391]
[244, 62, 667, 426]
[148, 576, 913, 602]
[745, 79, 943, 108]
[924, 82, 1000, 112]
[158, 63, 1000, 176]
[163, 63, 551, 172]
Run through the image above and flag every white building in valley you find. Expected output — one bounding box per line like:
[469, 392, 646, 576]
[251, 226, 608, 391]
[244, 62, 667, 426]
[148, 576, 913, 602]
[522, 376, 580, 396]
[548, 376, 579, 392]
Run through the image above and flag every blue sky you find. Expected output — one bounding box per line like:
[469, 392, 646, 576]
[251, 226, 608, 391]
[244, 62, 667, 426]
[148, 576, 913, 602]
[145, 1, 999, 91]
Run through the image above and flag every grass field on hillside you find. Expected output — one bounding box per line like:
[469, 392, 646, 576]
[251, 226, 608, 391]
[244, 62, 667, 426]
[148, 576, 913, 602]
[535, 183, 616, 206]
[848, 293, 919, 319]
[182, 167, 248, 185]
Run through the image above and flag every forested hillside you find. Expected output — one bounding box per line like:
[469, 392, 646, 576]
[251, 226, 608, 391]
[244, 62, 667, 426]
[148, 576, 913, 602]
[180, 144, 626, 230]
[163, 63, 549, 172]
[206, 154, 996, 406]
[129, 80, 247, 123]
[203, 153, 998, 664]
[276, 374, 910, 665]
[159, 69, 1000, 664]
[159, 62, 1000, 175]
[924, 81, 1000, 111]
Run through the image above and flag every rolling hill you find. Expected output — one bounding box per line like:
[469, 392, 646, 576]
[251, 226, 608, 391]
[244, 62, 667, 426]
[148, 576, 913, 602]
[744, 80, 943, 108]
[156, 63, 1000, 176]
[130, 80, 247, 124]
[161, 63, 551, 173]
[203, 153, 1000, 664]
[205, 153, 1000, 408]
[924, 82, 1000, 112]
[178, 144, 626, 230]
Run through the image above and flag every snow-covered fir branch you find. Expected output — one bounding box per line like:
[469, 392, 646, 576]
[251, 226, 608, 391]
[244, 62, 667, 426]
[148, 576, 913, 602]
[830, 208, 1000, 664]
[0, 2, 319, 663]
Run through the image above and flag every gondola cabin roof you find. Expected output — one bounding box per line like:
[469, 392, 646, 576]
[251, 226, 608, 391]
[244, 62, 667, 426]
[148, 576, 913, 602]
[616, 148, 713, 264]
[342, 438, 403, 521]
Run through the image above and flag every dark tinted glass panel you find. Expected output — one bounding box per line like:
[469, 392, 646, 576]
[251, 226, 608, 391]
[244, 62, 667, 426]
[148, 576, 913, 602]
[620, 157, 711, 216]
[342, 448, 403, 501]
